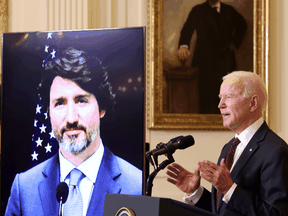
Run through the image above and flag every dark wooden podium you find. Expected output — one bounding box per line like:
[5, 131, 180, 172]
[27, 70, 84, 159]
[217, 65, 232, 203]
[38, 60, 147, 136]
[103, 194, 216, 216]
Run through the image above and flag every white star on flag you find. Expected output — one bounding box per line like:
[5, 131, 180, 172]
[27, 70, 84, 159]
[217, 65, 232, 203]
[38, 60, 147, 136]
[47, 33, 52, 39]
[31, 151, 39, 161]
[36, 104, 42, 114]
[49, 131, 56, 139]
[40, 124, 47, 133]
[36, 137, 43, 147]
[34, 119, 38, 127]
[44, 111, 48, 119]
[45, 45, 49, 52]
[51, 49, 56, 59]
[45, 143, 52, 153]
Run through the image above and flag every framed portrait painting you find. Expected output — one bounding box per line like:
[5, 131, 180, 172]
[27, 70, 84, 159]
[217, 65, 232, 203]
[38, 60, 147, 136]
[146, 0, 269, 130]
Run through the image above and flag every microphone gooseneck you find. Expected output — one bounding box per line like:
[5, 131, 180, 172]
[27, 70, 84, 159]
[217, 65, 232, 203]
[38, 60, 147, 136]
[145, 135, 195, 196]
[146, 135, 195, 157]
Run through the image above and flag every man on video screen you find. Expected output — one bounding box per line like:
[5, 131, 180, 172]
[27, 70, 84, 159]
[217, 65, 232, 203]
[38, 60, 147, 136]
[3, 30, 144, 216]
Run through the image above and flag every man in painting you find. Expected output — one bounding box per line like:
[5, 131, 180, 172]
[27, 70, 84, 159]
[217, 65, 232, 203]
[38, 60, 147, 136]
[178, 0, 247, 114]
[166, 71, 288, 215]
[5, 47, 142, 216]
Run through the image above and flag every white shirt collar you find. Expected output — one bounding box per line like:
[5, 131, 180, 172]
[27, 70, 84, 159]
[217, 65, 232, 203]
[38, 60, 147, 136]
[209, 1, 221, 13]
[59, 138, 104, 183]
[236, 117, 264, 146]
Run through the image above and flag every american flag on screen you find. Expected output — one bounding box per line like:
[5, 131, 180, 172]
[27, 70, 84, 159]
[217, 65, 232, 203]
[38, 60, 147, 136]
[30, 32, 59, 168]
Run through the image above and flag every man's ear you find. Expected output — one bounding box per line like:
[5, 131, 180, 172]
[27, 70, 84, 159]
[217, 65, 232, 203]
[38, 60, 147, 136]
[250, 95, 259, 112]
[100, 110, 106, 118]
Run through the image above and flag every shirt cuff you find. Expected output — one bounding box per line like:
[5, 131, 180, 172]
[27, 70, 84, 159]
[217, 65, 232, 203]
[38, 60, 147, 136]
[223, 183, 237, 203]
[179, 44, 189, 49]
[183, 186, 204, 205]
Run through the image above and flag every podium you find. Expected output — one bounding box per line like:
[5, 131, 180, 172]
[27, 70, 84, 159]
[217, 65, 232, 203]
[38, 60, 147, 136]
[103, 194, 217, 216]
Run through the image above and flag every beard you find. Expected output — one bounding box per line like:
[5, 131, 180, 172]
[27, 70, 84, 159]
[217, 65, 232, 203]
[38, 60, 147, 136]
[53, 123, 98, 156]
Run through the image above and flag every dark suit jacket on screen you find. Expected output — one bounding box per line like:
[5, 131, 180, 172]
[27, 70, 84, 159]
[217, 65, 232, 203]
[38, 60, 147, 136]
[5, 146, 142, 216]
[195, 122, 288, 216]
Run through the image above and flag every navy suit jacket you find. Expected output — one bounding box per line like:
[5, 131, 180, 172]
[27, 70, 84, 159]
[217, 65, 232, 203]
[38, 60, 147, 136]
[5, 146, 142, 216]
[195, 122, 288, 215]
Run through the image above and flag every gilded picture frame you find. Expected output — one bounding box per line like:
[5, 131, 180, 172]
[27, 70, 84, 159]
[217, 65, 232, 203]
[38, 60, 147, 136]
[0, 0, 9, 86]
[146, 0, 269, 130]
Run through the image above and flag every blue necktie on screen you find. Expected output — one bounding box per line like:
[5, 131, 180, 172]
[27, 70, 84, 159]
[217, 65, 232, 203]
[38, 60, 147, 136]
[64, 168, 84, 216]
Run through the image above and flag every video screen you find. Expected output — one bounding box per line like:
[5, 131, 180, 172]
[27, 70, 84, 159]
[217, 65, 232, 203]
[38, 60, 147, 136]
[1, 27, 145, 215]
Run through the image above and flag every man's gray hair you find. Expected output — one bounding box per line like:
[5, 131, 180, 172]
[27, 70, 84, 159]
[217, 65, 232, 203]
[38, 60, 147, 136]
[223, 71, 267, 111]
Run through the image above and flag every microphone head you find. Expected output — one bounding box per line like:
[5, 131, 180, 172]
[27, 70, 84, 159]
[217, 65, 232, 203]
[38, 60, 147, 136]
[56, 182, 69, 204]
[178, 135, 195, 149]
[169, 136, 184, 143]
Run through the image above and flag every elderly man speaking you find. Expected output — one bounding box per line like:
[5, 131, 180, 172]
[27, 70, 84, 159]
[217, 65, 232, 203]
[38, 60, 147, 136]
[166, 71, 288, 215]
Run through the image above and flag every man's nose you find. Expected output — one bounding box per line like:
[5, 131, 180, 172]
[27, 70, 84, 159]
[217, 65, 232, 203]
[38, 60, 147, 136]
[218, 98, 225, 109]
[66, 102, 78, 123]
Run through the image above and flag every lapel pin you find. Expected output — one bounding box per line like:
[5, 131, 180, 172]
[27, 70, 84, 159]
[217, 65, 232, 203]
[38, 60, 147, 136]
[249, 148, 253, 152]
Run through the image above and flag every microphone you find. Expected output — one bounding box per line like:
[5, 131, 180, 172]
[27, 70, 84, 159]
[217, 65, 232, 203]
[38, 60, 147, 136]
[56, 182, 69, 216]
[146, 135, 194, 157]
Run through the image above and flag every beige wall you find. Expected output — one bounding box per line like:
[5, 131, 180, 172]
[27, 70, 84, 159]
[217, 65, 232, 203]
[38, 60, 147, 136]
[5, 0, 288, 202]
[8, 0, 146, 31]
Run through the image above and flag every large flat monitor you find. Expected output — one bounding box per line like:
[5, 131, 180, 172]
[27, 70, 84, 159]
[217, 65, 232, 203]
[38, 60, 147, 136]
[1, 27, 146, 215]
